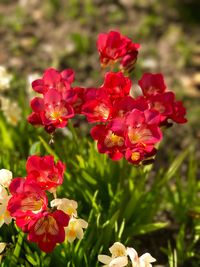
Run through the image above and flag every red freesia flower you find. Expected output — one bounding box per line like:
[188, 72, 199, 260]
[82, 87, 113, 123]
[97, 30, 140, 69]
[26, 155, 65, 191]
[101, 72, 132, 102]
[27, 210, 70, 253]
[138, 73, 166, 97]
[91, 119, 126, 160]
[28, 89, 74, 133]
[125, 109, 162, 148]
[32, 67, 75, 96]
[7, 178, 48, 231]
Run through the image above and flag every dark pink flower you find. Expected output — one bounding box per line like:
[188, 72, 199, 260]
[138, 73, 166, 97]
[26, 155, 65, 191]
[7, 178, 48, 231]
[28, 89, 74, 133]
[101, 72, 132, 102]
[91, 119, 126, 160]
[27, 210, 70, 253]
[32, 68, 75, 96]
[97, 30, 140, 68]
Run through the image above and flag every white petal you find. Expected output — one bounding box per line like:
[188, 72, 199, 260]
[139, 253, 156, 263]
[77, 218, 88, 228]
[110, 256, 128, 267]
[98, 255, 112, 264]
[127, 247, 139, 264]
[0, 169, 12, 187]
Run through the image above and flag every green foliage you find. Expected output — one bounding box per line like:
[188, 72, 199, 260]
[0, 108, 199, 266]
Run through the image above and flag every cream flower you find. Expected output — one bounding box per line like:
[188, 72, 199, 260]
[0, 169, 13, 187]
[0, 66, 12, 91]
[65, 217, 88, 243]
[0, 185, 12, 227]
[98, 242, 156, 267]
[127, 247, 156, 267]
[109, 242, 127, 258]
[138, 253, 156, 267]
[98, 255, 128, 267]
[50, 198, 78, 217]
[98, 242, 128, 267]
[2, 101, 22, 126]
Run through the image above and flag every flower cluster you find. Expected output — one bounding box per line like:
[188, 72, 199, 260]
[28, 30, 187, 165]
[98, 241, 156, 267]
[3, 155, 87, 253]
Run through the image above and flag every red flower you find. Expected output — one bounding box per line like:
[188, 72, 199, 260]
[32, 68, 75, 96]
[91, 119, 126, 160]
[97, 30, 140, 68]
[101, 72, 132, 102]
[138, 73, 166, 97]
[28, 89, 74, 133]
[125, 109, 162, 148]
[27, 210, 70, 253]
[7, 178, 48, 231]
[170, 100, 187, 124]
[26, 155, 65, 191]
[82, 87, 113, 123]
[112, 96, 148, 119]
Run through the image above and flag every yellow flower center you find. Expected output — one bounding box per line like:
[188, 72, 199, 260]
[131, 152, 140, 161]
[104, 131, 124, 147]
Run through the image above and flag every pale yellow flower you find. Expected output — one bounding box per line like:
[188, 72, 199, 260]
[98, 242, 128, 267]
[0, 169, 13, 187]
[109, 242, 127, 258]
[0, 66, 12, 91]
[127, 247, 156, 267]
[2, 101, 22, 126]
[98, 242, 156, 267]
[98, 255, 128, 267]
[0, 185, 12, 227]
[138, 253, 156, 267]
[50, 198, 78, 217]
[65, 217, 88, 243]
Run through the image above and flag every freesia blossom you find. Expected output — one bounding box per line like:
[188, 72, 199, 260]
[0, 185, 12, 227]
[2, 101, 22, 126]
[50, 198, 78, 217]
[98, 242, 156, 267]
[98, 255, 128, 267]
[27, 210, 70, 253]
[98, 242, 128, 267]
[0, 169, 13, 187]
[28, 89, 74, 133]
[138, 73, 187, 124]
[127, 247, 156, 267]
[7, 178, 48, 231]
[31, 67, 75, 97]
[65, 217, 88, 243]
[26, 155, 65, 191]
[138, 73, 166, 97]
[97, 30, 140, 70]
[0, 66, 12, 91]
[91, 120, 125, 160]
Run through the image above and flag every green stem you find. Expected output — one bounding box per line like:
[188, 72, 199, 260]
[9, 231, 24, 267]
